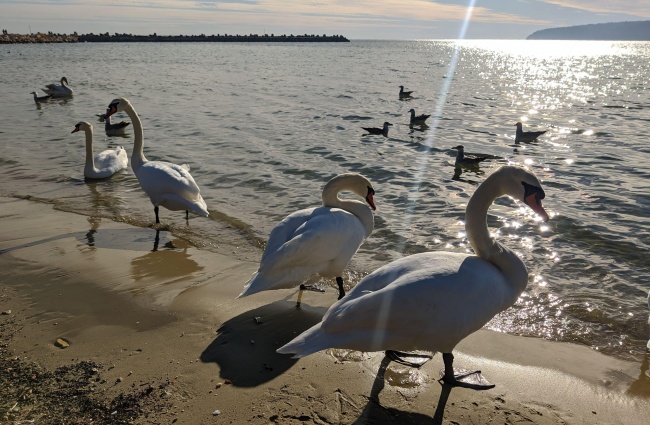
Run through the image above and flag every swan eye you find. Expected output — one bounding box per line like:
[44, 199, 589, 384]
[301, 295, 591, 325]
[365, 186, 377, 210]
[522, 181, 544, 201]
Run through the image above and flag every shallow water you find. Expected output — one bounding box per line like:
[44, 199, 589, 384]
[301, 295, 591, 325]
[1, 40, 648, 360]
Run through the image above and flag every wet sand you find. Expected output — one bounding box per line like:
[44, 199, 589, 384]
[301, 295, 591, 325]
[1, 196, 649, 424]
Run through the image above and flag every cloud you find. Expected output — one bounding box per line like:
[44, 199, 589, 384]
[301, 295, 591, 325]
[539, 0, 650, 18]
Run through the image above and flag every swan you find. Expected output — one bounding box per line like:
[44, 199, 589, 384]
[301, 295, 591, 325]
[71, 121, 128, 179]
[515, 122, 546, 143]
[104, 97, 209, 223]
[399, 85, 413, 99]
[30, 91, 52, 105]
[239, 173, 376, 308]
[96, 113, 131, 137]
[278, 166, 550, 390]
[43, 77, 73, 97]
[362, 122, 392, 137]
[408, 108, 430, 125]
[452, 145, 490, 166]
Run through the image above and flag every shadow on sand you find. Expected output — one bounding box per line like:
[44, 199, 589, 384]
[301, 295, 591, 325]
[353, 355, 454, 425]
[200, 299, 327, 387]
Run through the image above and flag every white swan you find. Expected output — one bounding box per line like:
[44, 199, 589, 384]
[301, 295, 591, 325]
[278, 166, 550, 389]
[104, 97, 209, 223]
[71, 121, 128, 179]
[239, 173, 376, 308]
[96, 113, 130, 137]
[43, 77, 73, 97]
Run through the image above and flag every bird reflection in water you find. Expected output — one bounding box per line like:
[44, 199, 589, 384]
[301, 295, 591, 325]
[130, 229, 203, 285]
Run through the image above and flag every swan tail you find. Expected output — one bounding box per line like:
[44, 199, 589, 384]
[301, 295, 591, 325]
[238, 267, 307, 298]
[276, 322, 331, 358]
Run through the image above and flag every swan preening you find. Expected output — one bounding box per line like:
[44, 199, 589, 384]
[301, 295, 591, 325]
[239, 173, 376, 308]
[104, 97, 209, 223]
[71, 121, 128, 179]
[96, 113, 131, 137]
[362, 122, 392, 137]
[30, 91, 52, 105]
[278, 166, 550, 390]
[399, 85, 413, 99]
[515, 122, 547, 143]
[43, 77, 73, 97]
[408, 108, 430, 125]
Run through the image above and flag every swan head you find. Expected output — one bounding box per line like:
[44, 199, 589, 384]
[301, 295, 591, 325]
[383, 122, 393, 128]
[515, 122, 523, 128]
[452, 145, 465, 151]
[493, 166, 549, 222]
[96, 113, 107, 123]
[71, 121, 92, 134]
[61, 77, 68, 86]
[324, 173, 376, 211]
[105, 97, 131, 118]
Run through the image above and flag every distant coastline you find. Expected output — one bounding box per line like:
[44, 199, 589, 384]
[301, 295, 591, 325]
[527, 20, 650, 40]
[0, 31, 350, 44]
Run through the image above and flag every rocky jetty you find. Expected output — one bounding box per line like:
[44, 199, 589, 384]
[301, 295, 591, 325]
[0, 31, 350, 44]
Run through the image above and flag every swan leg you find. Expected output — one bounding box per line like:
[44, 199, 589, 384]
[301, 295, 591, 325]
[385, 350, 433, 368]
[336, 276, 345, 300]
[154, 206, 160, 224]
[296, 284, 306, 309]
[440, 352, 495, 390]
[185, 210, 189, 221]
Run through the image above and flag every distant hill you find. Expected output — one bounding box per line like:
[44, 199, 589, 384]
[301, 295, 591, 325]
[527, 20, 650, 40]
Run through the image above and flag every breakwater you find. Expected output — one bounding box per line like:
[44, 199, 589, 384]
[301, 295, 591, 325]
[0, 31, 350, 44]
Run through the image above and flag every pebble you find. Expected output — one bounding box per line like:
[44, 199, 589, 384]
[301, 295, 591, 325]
[55, 338, 69, 349]
[1, 310, 11, 315]
[212, 410, 221, 416]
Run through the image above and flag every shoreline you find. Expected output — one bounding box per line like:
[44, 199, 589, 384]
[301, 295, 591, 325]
[1, 196, 649, 424]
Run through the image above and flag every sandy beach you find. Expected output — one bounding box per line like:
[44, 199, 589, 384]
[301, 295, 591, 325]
[1, 196, 649, 424]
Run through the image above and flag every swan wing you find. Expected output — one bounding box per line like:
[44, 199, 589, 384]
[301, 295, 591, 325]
[261, 209, 365, 274]
[279, 252, 520, 357]
[136, 161, 207, 215]
[241, 208, 367, 295]
[88, 147, 128, 178]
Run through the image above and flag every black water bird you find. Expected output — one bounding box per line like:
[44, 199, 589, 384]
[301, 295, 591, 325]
[452, 145, 491, 166]
[362, 122, 392, 137]
[96, 113, 131, 137]
[408, 108, 430, 125]
[399, 85, 413, 99]
[30, 91, 52, 105]
[515, 122, 547, 143]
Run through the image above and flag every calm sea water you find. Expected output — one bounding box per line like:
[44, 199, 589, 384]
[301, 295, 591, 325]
[1, 40, 648, 361]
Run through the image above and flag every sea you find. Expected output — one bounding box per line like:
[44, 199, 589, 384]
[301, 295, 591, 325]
[0, 40, 648, 363]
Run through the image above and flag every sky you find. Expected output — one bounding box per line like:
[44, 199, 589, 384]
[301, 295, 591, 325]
[1, 0, 649, 39]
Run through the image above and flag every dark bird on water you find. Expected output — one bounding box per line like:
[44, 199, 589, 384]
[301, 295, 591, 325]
[452, 145, 491, 166]
[30, 91, 53, 105]
[96, 113, 131, 137]
[399, 85, 413, 99]
[408, 108, 430, 125]
[362, 122, 392, 137]
[515, 122, 547, 143]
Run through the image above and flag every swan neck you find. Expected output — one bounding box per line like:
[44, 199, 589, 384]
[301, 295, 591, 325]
[322, 184, 374, 237]
[465, 175, 528, 292]
[122, 103, 146, 168]
[84, 128, 95, 170]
